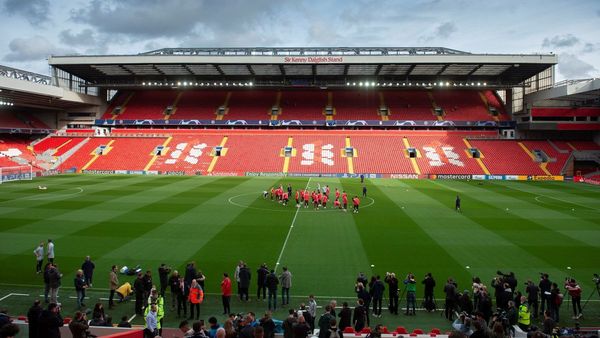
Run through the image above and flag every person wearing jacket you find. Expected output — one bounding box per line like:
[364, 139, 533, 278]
[279, 267, 292, 306]
[266, 270, 279, 311]
[221, 273, 232, 315]
[37, 303, 63, 338]
[47, 264, 62, 304]
[69, 311, 90, 338]
[238, 264, 251, 302]
[257, 264, 269, 301]
[188, 279, 204, 320]
[371, 275, 385, 317]
[565, 278, 582, 319]
[27, 300, 43, 338]
[74, 269, 88, 308]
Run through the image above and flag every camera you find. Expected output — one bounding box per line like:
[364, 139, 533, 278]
[593, 273, 599, 285]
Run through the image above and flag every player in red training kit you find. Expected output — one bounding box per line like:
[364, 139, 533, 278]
[303, 190, 310, 208]
[342, 191, 348, 212]
[321, 194, 328, 209]
[352, 196, 360, 213]
[334, 199, 341, 209]
[295, 190, 300, 207]
[282, 191, 289, 206]
[335, 188, 340, 200]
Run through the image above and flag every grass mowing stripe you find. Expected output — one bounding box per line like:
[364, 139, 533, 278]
[343, 178, 472, 299]
[377, 179, 568, 296]
[274, 177, 311, 272]
[488, 181, 600, 216]
[0, 176, 230, 284]
[175, 177, 299, 294]
[409, 180, 600, 292]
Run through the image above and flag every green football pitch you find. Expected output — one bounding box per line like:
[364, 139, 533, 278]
[1, 175, 599, 329]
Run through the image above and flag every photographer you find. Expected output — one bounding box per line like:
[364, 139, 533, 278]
[371, 275, 385, 317]
[69, 311, 91, 338]
[472, 277, 483, 310]
[422, 273, 436, 312]
[444, 277, 458, 321]
[564, 278, 582, 319]
[403, 273, 417, 316]
[452, 312, 473, 336]
[384, 272, 399, 315]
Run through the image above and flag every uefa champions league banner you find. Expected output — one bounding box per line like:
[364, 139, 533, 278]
[95, 119, 515, 128]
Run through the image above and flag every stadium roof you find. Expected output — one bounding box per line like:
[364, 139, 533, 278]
[0, 65, 101, 110]
[525, 78, 600, 105]
[48, 47, 557, 89]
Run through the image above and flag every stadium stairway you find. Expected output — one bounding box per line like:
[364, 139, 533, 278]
[408, 134, 486, 175]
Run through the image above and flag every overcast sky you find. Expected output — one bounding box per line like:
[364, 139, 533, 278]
[1, 0, 599, 81]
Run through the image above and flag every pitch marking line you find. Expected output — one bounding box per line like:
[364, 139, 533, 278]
[534, 194, 600, 212]
[23, 187, 85, 201]
[274, 178, 311, 272]
[0, 293, 29, 302]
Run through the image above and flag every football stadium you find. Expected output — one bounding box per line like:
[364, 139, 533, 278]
[1, 15, 600, 338]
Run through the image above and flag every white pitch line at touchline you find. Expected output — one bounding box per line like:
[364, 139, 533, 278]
[274, 177, 311, 272]
[534, 194, 600, 211]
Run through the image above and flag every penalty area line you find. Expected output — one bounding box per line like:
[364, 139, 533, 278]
[0, 293, 30, 302]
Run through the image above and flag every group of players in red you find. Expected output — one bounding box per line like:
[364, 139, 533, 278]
[264, 184, 361, 213]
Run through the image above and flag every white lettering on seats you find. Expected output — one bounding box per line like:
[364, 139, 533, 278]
[301, 143, 334, 166]
[441, 146, 464, 167]
[423, 146, 443, 167]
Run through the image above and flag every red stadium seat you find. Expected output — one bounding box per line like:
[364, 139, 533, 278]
[395, 327, 408, 334]
[413, 329, 424, 334]
[343, 327, 355, 333]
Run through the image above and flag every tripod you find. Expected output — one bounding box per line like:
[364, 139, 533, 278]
[580, 282, 600, 313]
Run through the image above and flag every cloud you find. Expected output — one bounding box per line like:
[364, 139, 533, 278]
[558, 53, 598, 79]
[70, 0, 282, 42]
[542, 34, 580, 48]
[420, 22, 457, 42]
[59, 29, 97, 46]
[2, 0, 50, 25]
[3, 36, 74, 62]
[581, 42, 600, 54]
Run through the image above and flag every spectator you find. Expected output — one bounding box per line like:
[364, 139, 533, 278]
[318, 305, 334, 338]
[118, 315, 132, 328]
[371, 275, 385, 317]
[81, 256, 95, 286]
[47, 264, 62, 304]
[168, 270, 181, 310]
[239, 264, 251, 302]
[188, 279, 204, 320]
[327, 318, 343, 338]
[134, 272, 145, 315]
[352, 299, 366, 332]
[0, 309, 9, 330]
[337, 302, 352, 331]
[221, 273, 232, 315]
[293, 315, 310, 338]
[257, 263, 269, 300]
[47, 239, 55, 264]
[37, 303, 63, 338]
[43, 263, 52, 303]
[27, 300, 43, 338]
[92, 303, 107, 323]
[0, 324, 19, 338]
[385, 272, 400, 314]
[33, 242, 44, 274]
[259, 311, 275, 338]
[68, 311, 89, 338]
[144, 304, 158, 338]
[307, 295, 317, 331]
[178, 320, 194, 337]
[109, 265, 119, 309]
[158, 263, 171, 297]
[266, 269, 279, 311]
[74, 269, 88, 308]
[279, 266, 292, 306]
[223, 319, 237, 338]
[208, 316, 221, 338]
[283, 309, 297, 338]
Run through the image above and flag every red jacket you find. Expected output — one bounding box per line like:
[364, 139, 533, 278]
[221, 277, 232, 296]
[188, 286, 204, 304]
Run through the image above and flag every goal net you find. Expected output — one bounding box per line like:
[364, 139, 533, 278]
[0, 165, 33, 184]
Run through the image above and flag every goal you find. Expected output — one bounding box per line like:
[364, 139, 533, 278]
[0, 165, 33, 183]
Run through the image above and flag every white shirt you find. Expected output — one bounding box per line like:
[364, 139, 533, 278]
[47, 242, 55, 258]
[34, 246, 44, 260]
